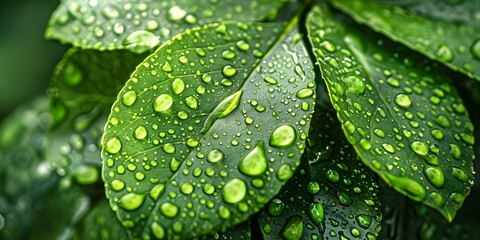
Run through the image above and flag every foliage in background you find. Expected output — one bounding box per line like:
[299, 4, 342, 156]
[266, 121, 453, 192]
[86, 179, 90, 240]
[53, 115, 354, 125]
[0, 0, 479, 239]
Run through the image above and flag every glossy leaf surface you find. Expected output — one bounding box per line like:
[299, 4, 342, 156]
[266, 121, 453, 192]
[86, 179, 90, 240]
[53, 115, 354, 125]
[331, 0, 480, 80]
[101, 21, 316, 239]
[45, 0, 285, 52]
[307, 5, 475, 221]
[47, 49, 147, 177]
[259, 105, 381, 240]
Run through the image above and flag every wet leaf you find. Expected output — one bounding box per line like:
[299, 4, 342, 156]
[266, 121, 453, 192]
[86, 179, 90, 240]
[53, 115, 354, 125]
[259, 105, 381, 240]
[45, 0, 286, 53]
[331, 0, 480, 80]
[47, 49, 147, 178]
[198, 221, 251, 240]
[101, 21, 316, 239]
[307, 5, 475, 221]
[72, 199, 130, 240]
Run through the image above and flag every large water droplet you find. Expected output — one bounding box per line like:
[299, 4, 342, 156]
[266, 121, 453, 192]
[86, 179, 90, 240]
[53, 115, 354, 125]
[435, 44, 453, 62]
[172, 78, 185, 94]
[356, 214, 372, 229]
[281, 215, 303, 240]
[104, 137, 122, 154]
[118, 193, 145, 210]
[384, 173, 426, 201]
[222, 65, 237, 77]
[134, 125, 147, 140]
[337, 191, 353, 205]
[167, 6, 187, 21]
[160, 202, 179, 218]
[239, 141, 267, 176]
[269, 125, 296, 147]
[424, 167, 444, 188]
[450, 143, 462, 159]
[276, 164, 294, 181]
[394, 93, 412, 108]
[296, 88, 314, 99]
[150, 222, 165, 239]
[222, 178, 247, 204]
[342, 75, 365, 95]
[111, 179, 125, 191]
[267, 199, 285, 216]
[123, 30, 160, 53]
[308, 202, 324, 229]
[325, 169, 340, 182]
[410, 141, 428, 156]
[452, 167, 468, 182]
[434, 114, 451, 128]
[122, 90, 137, 106]
[153, 94, 173, 112]
[207, 149, 224, 163]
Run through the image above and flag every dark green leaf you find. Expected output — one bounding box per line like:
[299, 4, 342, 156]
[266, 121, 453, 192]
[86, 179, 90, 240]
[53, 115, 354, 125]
[198, 221, 251, 240]
[101, 20, 316, 239]
[47, 48, 147, 178]
[259, 105, 381, 240]
[331, 0, 480, 80]
[45, 0, 286, 52]
[307, 5, 475, 221]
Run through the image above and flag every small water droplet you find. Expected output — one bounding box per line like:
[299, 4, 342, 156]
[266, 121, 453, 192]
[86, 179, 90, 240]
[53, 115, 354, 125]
[134, 125, 147, 140]
[111, 179, 125, 191]
[410, 141, 428, 156]
[63, 62, 83, 86]
[267, 199, 285, 216]
[118, 193, 145, 210]
[239, 141, 267, 176]
[207, 149, 224, 163]
[394, 93, 412, 108]
[104, 137, 122, 154]
[342, 75, 365, 95]
[434, 114, 451, 128]
[450, 144, 462, 159]
[222, 178, 247, 204]
[325, 169, 340, 182]
[172, 78, 185, 94]
[236, 40, 250, 51]
[162, 143, 175, 154]
[296, 88, 314, 99]
[264, 76, 278, 85]
[222, 65, 237, 77]
[222, 50, 236, 60]
[277, 164, 294, 181]
[356, 214, 372, 229]
[424, 166, 444, 188]
[269, 125, 296, 147]
[150, 222, 165, 239]
[435, 44, 453, 62]
[452, 167, 468, 182]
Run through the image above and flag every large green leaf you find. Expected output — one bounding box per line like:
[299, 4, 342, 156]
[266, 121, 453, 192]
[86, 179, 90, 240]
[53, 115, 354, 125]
[47, 49, 147, 177]
[330, 0, 480, 80]
[101, 20, 316, 239]
[259, 105, 381, 240]
[45, 0, 286, 52]
[306, 5, 475, 221]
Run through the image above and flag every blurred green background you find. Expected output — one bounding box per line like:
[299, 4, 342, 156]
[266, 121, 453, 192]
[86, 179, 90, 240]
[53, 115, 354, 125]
[0, 0, 67, 121]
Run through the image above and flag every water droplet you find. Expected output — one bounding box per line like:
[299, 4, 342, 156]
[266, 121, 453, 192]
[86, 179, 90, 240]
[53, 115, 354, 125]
[356, 214, 372, 229]
[263, 76, 278, 85]
[450, 144, 462, 159]
[236, 40, 250, 51]
[431, 129, 444, 140]
[63, 62, 83, 86]
[113, 22, 125, 34]
[239, 141, 267, 176]
[450, 193, 464, 204]
[153, 94, 173, 112]
[384, 173, 426, 201]
[267, 199, 285, 216]
[424, 167, 444, 188]
[373, 128, 385, 138]
[111, 179, 125, 191]
[429, 192, 444, 207]
[134, 125, 147, 140]
[150, 222, 165, 239]
[222, 178, 246, 204]
[471, 39, 480, 59]
[460, 132, 475, 145]
[149, 184, 165, 201]
[434, 114, 451, 128]
[122, 90, 137, 106]
[281, 215, 303, 240]
[307, 181, 320, 194]
[308, 202, 324, 229]
[118, 193, 145, 210]
[337, 191, 352, 206]
[360, 139, 372, 150]
[184, 14, 197, 24]
[162, 143, 175, 154]
[160, 202, 179, 218]
[123, 30, 160, 53]
[394, 93, 412, 108]
[172, 78, 185, 94]
[435, 45, 453, 62]
[162, 62, 173, 72]
[222, 50, 236, 60]
[207, 149, 224, 163]
[452, 167, 468, 182]
[342, 75, 365, 95]
[167, 6, 187, 21]
[184, 96, 198, 110]
[296, 88, 314, 99]
[104, 137, 122, 154]
[218, 205, 230, 219]
[325, 169, 340, 182]
[277, 164, 294, 181]
[410, 141, 428, 156]
[222, 65, 237, 77]
[269, 125, 296, 147]
[102, 4, 121, 19]
[382, 143, 395, 153]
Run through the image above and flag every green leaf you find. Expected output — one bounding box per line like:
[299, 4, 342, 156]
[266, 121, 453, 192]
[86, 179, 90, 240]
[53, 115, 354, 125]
[330, 0, 480, 80]
[47, 48, 147, 177]
[72, 199, 130, 240]
[101, 20, 316, 239]
[45, 0, 286, 53]
[259, 106, 381, 240]
[198, 221, 251, 240]
[306, 5, 475, 221]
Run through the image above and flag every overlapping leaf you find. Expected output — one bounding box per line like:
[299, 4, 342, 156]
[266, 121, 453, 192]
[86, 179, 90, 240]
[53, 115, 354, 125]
[307, 5, 475, 221]
[45, 0, 286, 52]
[47, 49, 147, 177]
[101, 20, 316, 239]
[259, 105, 382, 239]
[331, 0, 480, 80]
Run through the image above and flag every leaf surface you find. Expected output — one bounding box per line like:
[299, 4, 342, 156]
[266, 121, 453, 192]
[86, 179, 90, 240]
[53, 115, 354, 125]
[331, 0, 480, 80]
[307, 5, 475, 221]
[47, 49, 147, 177]
[101, 21, 316, 239]
[259, 105, 381, 240]
[45, 0, 286, 52]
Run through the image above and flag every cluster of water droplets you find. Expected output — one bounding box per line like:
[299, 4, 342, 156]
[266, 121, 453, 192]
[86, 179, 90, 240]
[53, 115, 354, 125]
[46, 0, 284, 53]
[307, 5, 475, 220]
[102, 22, 315, 239]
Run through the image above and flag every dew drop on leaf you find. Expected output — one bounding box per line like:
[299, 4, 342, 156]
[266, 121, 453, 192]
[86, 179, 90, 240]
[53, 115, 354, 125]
[118, 193, 146, 211]
[222, 178, 247, 204]
[239, 141, 267, 176]
[269, 125, 296, 147]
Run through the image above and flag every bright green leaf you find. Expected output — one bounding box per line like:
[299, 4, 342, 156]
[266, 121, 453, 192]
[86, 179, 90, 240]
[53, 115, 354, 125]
[307, 5, 475, 221]
[45, 0, 286, 52]
[331, 0, 480, 80]
[259, 106, 381, 240]
[47, 49, 147, 176]
[101, 20, 316, 239]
